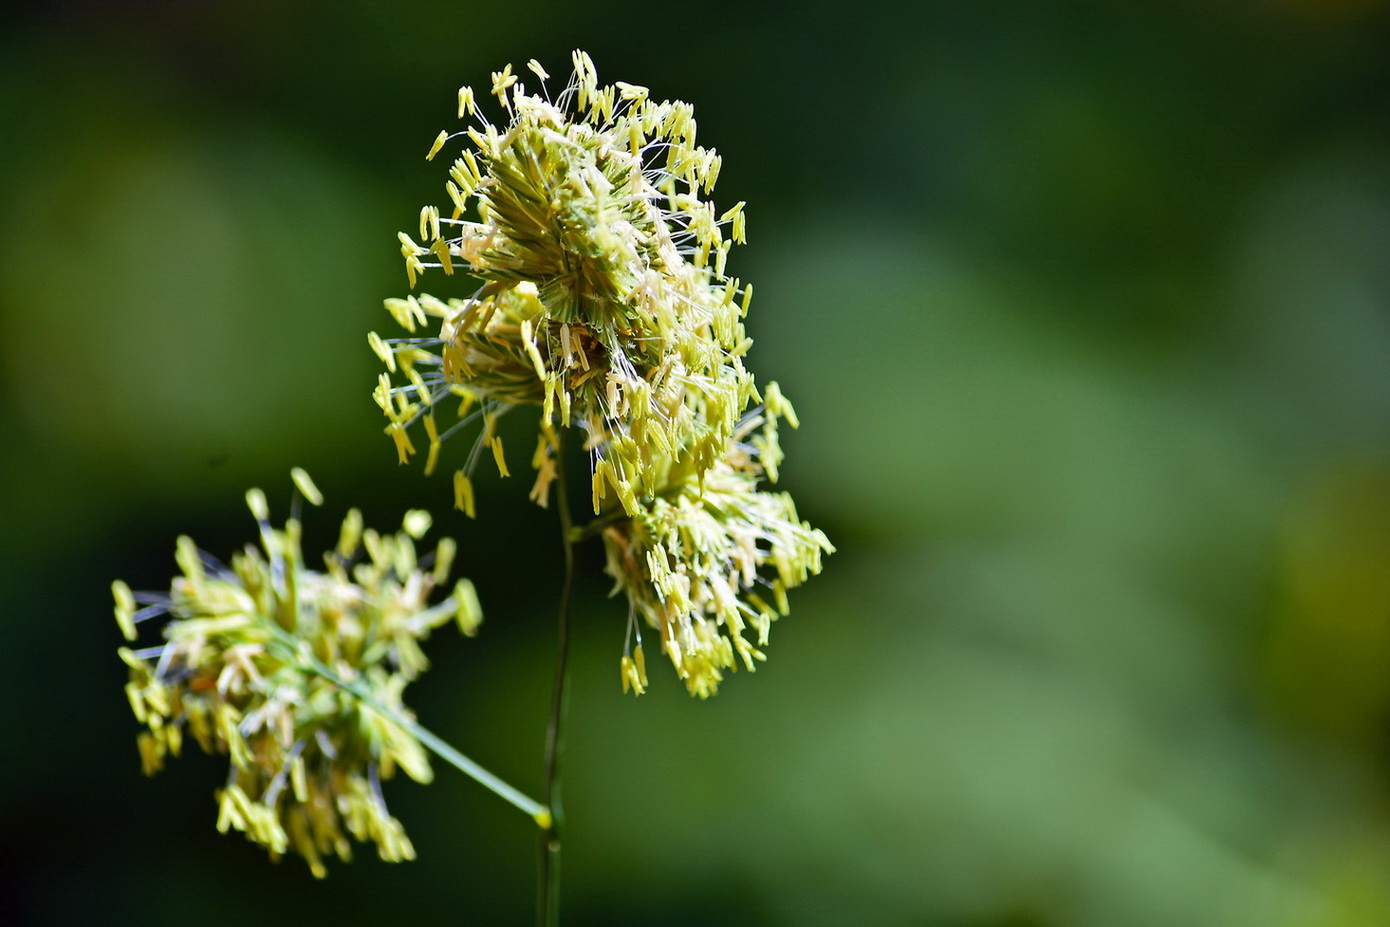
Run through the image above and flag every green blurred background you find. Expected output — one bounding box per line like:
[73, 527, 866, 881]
[4, 1, 1390, 924]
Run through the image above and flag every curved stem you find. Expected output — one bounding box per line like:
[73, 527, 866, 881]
[266, 629, 550, 825]
[539, 428, 575, 927]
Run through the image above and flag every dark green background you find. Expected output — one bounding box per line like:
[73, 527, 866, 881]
[4, 2, 1390, 924]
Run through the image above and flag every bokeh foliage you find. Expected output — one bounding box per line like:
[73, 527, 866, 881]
[3, 2, 1390, 925]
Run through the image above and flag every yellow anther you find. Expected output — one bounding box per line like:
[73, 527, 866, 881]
[368, 331, 396, 372]
[491, 64, 516, 103]
[453, 470, 476, 518]
[426, 130, 448, 161]
[401, 509, 432, 539]
[112, 580, 137, 641]
[290, 468, 324, 506]
[453, 578, 483, 636]
[245, 488, 270, 523]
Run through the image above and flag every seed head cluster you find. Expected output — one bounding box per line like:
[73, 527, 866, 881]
[372, 51, 832, 697]
[113, 471, 481, 876]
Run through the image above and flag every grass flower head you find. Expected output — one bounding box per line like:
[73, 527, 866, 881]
[374, 51, 759, 516]
[114, 471, 482, 876]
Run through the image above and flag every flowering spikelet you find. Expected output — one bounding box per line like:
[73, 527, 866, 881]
[599, 401, 833, 697]
[374, 50, 757, 514]
[114, 472, 482, 876]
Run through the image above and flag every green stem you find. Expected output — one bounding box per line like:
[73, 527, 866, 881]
[539, 429, 575, 927]
[266, 628, 550, 825]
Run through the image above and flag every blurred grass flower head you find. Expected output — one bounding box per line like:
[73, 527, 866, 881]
[113, 470, 482, 876]
[371, 50, 831, 696]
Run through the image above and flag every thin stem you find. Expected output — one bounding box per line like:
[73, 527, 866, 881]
[265, 628, 550, 824]
[539, 429, 576, 927]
